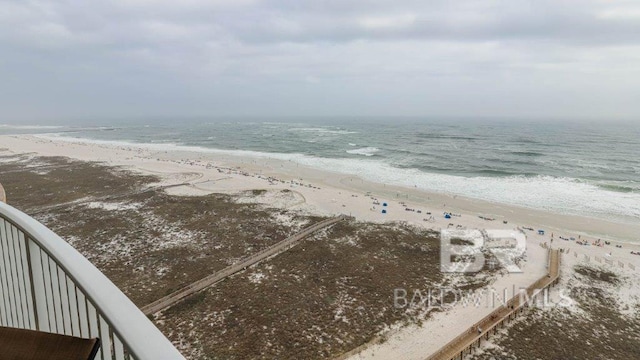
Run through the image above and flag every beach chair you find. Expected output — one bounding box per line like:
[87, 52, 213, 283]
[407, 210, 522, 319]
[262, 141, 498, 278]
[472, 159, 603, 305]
[0, 326, 101, 360]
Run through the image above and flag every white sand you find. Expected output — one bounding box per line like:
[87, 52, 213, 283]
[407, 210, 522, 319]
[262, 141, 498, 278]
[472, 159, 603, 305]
[2, 134, 639, 359]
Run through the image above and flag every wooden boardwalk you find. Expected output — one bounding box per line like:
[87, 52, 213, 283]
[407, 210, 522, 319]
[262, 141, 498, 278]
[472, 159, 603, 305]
[426, 249, 561, 360]
[142, 215, 350, 315]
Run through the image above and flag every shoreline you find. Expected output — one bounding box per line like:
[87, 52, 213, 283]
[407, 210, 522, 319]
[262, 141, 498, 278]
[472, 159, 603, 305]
[4, 134, 637, 244]
[26, 132, 640, 227]
[2, 134, 640, 359]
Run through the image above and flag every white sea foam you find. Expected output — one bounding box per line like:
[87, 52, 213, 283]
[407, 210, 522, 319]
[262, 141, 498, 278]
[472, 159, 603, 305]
[35, 134, 640, 223]
[290, 157, 640, 223]
[35, 134, 303, 159]
[346, 147, 379, 157]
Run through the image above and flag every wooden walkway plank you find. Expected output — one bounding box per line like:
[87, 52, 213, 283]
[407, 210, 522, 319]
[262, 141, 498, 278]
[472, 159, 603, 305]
[141, 215, 350, 315]
[425, 249, 561, 360]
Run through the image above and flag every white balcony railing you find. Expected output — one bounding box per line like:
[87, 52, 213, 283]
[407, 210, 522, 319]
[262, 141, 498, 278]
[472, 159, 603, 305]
[0, 201, 185, 360]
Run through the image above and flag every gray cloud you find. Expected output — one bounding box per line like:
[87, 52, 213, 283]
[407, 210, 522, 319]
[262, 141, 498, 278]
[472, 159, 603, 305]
[1, 0, 639, 121]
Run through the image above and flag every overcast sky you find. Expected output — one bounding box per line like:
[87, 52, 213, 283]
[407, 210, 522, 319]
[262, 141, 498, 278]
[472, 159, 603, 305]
[1, 0, 639, 122]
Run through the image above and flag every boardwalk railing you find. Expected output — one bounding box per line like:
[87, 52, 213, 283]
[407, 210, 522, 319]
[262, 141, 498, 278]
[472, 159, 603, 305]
[0, 201, 184, 360]
[426, 249, 561, 360]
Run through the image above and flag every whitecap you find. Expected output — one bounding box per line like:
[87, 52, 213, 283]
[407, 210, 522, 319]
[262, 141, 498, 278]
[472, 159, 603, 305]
[346, 147, 380, 157]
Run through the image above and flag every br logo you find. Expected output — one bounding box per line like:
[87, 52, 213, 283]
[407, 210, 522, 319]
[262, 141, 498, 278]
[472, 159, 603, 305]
[440, 229, 526, 273]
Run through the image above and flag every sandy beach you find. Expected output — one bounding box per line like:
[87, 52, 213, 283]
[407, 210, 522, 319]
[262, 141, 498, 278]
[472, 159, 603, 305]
[2, 134, 639, 359]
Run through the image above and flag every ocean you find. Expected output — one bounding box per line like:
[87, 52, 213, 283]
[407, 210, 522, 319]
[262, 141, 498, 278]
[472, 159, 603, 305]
[1, 118, 639, 224]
